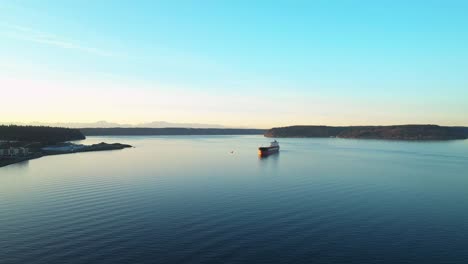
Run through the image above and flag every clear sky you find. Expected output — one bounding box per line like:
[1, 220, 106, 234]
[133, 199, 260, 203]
[1, 0, 467, 128]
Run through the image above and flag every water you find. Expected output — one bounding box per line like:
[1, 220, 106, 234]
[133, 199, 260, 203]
[1, 136, 467, 264]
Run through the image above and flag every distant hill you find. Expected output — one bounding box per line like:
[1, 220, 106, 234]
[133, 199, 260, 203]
[81, 128, 266, 136]
[0, 125, 85, 143]
[265, 125, 468, 140]
[2, 121, 229, 129]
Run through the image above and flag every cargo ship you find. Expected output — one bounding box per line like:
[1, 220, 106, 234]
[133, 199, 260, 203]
[258, 140, 280, 156]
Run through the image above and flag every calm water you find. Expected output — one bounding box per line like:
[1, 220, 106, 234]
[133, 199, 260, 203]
[1, 136, 468, 264]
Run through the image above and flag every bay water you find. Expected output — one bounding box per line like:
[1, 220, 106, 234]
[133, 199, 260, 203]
[1, 136, 467, 263]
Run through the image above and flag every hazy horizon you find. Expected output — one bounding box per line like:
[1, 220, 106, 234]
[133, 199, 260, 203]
[1, 120, 467, 130]
[2, 1, 468, 127]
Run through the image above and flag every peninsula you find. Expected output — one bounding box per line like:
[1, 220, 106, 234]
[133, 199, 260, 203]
[0, 125, 132, 168]
[265, 125, 468, 140]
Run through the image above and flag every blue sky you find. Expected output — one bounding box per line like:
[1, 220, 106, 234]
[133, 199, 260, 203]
[1, 0, 467, 127]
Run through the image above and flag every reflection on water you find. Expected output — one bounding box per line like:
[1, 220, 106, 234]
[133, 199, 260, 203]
[9, 160, 30, 167]
[1, 159, 30, 170]
[258, 151, 280, 159]
[1, 135, 468, 264]
[258, 152, 280, 170]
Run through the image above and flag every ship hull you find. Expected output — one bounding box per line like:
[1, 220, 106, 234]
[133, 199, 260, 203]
[258, 146, 280, 156]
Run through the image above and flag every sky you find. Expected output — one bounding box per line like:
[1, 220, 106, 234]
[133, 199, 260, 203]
[1, 0, 467, 128]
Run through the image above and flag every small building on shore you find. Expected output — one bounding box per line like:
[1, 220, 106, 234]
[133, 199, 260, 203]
[0, 149, 8, 156]
[0, 147, 30, 157]
[41, 143, 85, 153]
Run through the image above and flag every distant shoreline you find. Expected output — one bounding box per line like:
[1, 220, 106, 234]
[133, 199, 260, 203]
[265, 125, 468, 140]
[80, 128, 266, 136]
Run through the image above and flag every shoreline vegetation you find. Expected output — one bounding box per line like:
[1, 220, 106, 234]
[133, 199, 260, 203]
[265, 125, 468, 140]
[0, 125, 85, 143]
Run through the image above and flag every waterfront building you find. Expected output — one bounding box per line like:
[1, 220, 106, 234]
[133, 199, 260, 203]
[0, 147, 30, 157]
[0, 149, 9, 156]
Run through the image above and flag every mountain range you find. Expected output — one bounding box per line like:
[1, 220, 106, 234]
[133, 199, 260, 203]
[1, 121, 229, 129]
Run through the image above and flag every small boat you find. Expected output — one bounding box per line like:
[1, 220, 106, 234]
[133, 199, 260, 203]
[258, 140, 280, 156]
